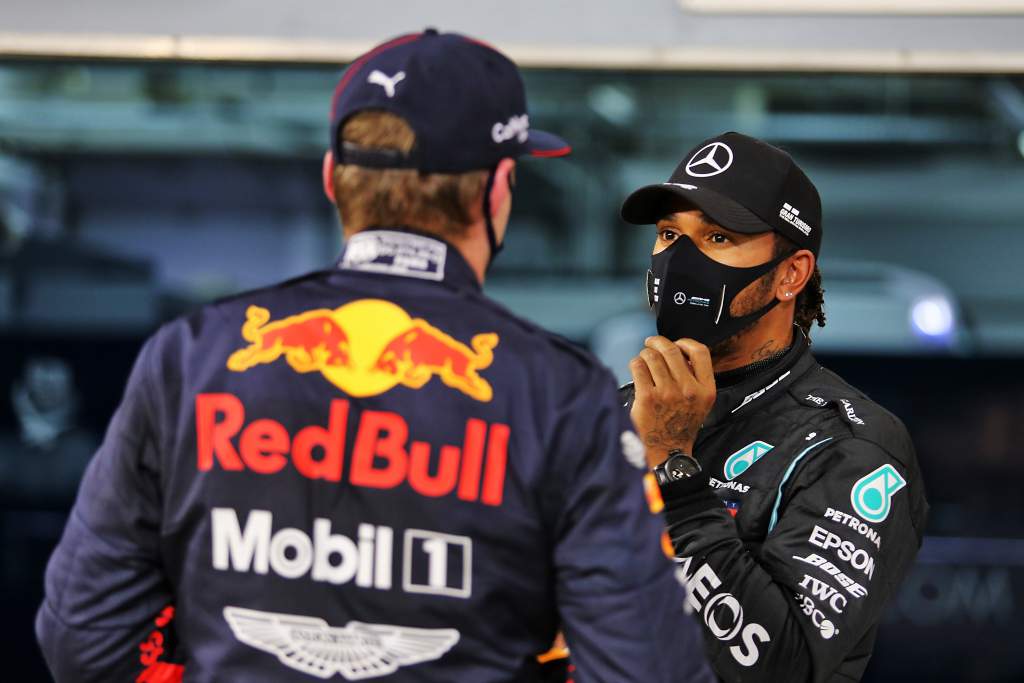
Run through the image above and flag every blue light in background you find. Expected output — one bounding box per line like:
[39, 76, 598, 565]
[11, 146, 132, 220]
[910, 296, 956, 340]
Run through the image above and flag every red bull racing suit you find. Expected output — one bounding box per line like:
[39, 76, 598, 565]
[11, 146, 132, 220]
[36, 228, 713, 683]
[622, 334, 929, 682]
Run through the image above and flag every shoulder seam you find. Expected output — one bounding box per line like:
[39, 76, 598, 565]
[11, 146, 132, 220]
[207, 268, 335, 309]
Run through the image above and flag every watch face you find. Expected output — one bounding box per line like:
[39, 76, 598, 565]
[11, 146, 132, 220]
[666, 453, 701, 480]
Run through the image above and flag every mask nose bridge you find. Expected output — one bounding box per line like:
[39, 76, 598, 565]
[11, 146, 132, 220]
[662, 232, 698, 255]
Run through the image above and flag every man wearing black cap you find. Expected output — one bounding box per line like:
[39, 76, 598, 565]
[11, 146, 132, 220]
[620, 132, 928, 682]
[36, 30, 713, 683]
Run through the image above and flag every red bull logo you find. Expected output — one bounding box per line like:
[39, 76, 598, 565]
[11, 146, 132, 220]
[227, 300, 499, 402]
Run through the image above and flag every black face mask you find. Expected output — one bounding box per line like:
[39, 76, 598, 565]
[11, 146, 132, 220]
[648, 236, 787, 348]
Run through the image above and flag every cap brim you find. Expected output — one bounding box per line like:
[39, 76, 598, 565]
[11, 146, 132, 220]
[620, 183, 771, 233]
[525, 129, 571, 158]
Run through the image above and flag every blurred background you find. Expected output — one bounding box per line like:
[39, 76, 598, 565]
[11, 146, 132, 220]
[2, 1, 1024, 680]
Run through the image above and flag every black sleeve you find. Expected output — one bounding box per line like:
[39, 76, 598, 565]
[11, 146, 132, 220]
[662, 437, 923, 682]
[35, 335, 177, 682]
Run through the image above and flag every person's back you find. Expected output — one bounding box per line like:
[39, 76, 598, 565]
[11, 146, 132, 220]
[36, 29, 713, 683]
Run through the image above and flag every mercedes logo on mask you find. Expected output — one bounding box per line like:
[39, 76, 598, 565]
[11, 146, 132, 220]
[685, 142, 734, 178]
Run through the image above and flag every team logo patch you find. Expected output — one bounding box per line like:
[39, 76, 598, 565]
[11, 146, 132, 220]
[227, 300, 498, 402]
[223, 606, 459, 680]
[723, 441, 774, 481]
[850, 465, 906, 523]
[685, 142, 734, 178]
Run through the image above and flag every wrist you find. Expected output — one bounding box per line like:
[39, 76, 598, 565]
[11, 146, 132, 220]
[644, 441, 696, 468]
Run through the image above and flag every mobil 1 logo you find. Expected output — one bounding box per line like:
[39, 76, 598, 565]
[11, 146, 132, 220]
[403, 530, 472, 599]
[212, 508, 475, 599]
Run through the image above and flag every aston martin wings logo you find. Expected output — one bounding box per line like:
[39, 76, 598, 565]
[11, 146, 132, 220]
[223, 606, 460, 680]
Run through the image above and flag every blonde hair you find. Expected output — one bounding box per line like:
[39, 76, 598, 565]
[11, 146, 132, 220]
[332, 111, 489, 238]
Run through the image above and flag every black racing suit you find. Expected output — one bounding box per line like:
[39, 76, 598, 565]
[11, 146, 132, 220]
[622, 334, 928, 682]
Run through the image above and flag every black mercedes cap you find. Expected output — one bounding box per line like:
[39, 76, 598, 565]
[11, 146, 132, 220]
[329, 28, 571, 174]
[621, 132, 822, 256]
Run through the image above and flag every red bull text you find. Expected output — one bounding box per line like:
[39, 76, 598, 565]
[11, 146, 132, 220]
[196, 393, 510, 506]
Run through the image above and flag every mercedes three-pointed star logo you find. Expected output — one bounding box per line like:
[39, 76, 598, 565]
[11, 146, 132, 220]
[685, 142, 734, 178]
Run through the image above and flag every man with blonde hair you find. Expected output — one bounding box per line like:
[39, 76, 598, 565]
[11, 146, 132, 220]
[37, 29, 712, 683]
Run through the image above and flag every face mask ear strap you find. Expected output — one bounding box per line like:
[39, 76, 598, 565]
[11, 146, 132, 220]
[482, 165, 502, 267]
[712, 249, 790, 328]
[741, 248, 792, 279]
[726, 296, 782, 332]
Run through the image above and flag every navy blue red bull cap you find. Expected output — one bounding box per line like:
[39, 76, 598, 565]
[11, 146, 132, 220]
[330, 28, 571, 173]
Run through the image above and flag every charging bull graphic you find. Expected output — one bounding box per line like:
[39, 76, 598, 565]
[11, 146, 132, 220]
[227, 299, 498, 402]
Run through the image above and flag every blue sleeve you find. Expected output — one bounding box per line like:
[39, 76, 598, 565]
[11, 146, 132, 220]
[546, 365, 714, 683]
[36, 334, 175, 683]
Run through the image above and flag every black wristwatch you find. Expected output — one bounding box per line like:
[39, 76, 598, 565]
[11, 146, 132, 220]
[652, 449, 702, 486]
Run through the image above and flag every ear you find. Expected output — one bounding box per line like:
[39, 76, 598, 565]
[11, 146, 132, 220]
[488, 158, 516, 218]
[322, 150, 336, 203]
[776, 249, 815, 302]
